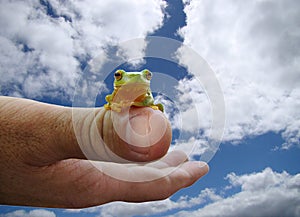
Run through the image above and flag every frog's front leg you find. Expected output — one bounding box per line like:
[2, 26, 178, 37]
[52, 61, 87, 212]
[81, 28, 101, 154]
[145, 91, 164, 112]
[105, 93, 122, 112]
[104, 94, 113, 110]
[135, 95, 164, 112]
[110, 102, 123, 112]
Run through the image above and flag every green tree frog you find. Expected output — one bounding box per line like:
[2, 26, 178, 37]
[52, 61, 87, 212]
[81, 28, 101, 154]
[104, 69, 164, 112]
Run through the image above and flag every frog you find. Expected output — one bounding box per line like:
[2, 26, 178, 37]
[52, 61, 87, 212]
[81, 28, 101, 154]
[104, 69, 164, 113]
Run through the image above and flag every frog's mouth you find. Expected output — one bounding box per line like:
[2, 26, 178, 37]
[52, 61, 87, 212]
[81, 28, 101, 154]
[114, 83, 150, 103]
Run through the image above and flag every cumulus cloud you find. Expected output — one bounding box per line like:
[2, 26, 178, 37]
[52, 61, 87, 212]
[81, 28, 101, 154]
[0, 209, 56, 217]
[159, 52, 225, 161]
[170, 137, 210, 160]
[149, 65, 224, 160]
[171, 168, 300, 217]
[178, 0, 300, 148]
[0, 0, 166, 102]
[65, 188, 221, 217]
[175, 77, 212, 134]
[65, 168, 300, 217]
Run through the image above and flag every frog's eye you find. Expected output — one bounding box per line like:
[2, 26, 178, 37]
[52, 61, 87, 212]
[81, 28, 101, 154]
[144, 70, 152, 80]
[114, 70, 123, 81]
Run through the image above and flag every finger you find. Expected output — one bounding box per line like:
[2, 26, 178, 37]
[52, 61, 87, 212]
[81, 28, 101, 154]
[20, 159, 208, 208]
[145, 150, 188, 169]
[107, 150, 187, 172]
[119, 161, 209, 203]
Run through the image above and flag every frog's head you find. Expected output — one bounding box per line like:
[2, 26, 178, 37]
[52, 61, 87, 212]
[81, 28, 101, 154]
[111, 69, 153, 105]
[113, 69, 152, 89]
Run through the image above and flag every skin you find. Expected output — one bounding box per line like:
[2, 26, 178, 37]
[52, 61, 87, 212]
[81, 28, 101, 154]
[0, 96, 209, 208]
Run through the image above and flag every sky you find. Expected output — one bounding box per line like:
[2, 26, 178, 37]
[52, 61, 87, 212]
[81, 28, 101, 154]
[0, 0, 300, 216]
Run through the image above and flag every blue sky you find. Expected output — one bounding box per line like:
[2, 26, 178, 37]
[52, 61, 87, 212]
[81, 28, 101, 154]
[1, 0, 300, 217]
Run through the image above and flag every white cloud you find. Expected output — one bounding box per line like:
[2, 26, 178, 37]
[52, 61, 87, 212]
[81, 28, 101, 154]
[152, 72, 224, 161]
[0, 0, 78, 99]
[226, 167, 291, 191]
[178, 0, 300, 148]
[0, 209, 56, 217]
[170, 137, 210, 161]
[50, 0, 166, 57]
[64, 168, 300, 217]
[175, 77, 212, 134]
[0, 0, 166, 101]
[170, 168, 300, 217]
[154, 75, 220, 161]
[65, 188, 221, 217]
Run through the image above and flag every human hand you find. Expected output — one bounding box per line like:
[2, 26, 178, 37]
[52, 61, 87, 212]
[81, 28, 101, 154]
[0, 96, 209, 208]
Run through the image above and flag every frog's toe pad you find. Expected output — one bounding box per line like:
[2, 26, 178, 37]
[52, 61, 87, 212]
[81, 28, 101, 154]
[104, 104, 111, 110]
[155, 103, 164, 112]
[150, 105, 159, 110]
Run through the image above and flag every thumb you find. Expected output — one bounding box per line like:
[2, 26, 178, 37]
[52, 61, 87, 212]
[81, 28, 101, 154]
[73, 106, 172, 162]
[104, 107, 172, 162]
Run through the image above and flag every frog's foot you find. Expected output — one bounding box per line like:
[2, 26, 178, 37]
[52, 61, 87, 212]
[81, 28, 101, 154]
[150, 105, 159, 110]
[110, 103, 122, 112]
[104, 104, 111, 110]
[153, 103, 164, 112]
[150, 104, 164, 112]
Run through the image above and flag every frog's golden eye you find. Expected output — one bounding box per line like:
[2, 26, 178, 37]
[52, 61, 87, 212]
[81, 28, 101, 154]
[114, 70, 123, 81]
[144, 70, 152, 80]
